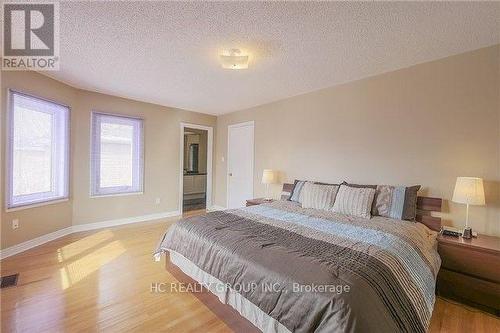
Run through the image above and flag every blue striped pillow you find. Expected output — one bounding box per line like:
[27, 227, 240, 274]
[373, 185, 421, 220]
[288, 180, 307, 202]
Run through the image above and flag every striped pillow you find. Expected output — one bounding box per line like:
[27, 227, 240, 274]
[373, 185, 421, 220]
[300, 182, 339, 210]
[289, 180, 307, 202]
[332, 185, 376, 219]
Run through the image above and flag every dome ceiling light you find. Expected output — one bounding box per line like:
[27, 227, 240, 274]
[220, 49, 249, 70]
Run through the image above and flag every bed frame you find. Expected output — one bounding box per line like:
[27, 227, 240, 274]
[281, 183, 442, 231]
[164, 184, 442, 331]
[165, 253, 259, 332]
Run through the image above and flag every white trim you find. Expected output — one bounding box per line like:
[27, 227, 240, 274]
[7, 88, 71, 108]
[71, 210, 180, 233]
[227, 120, 255, 129]
[226, 121, 255, 209]
[90, 191, 143, 199]
[0, 210, 180, 260]
[207, 205, 227, 211]
[5, 198, 69, 212]
[0, 226, 73, 260]
[5, 89, 71, 211]
[179, 123, 213, 214]
[90, 112, 144, 197]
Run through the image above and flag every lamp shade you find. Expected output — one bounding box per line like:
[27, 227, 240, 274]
[261, 169, 278, 184]
[452, 177, 485, 205]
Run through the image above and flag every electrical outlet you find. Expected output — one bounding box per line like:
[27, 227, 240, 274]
[155, 198, 161, 205]
[12, 219, 19, 230]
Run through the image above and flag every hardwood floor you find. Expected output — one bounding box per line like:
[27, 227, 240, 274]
[1, 210, 498, 332]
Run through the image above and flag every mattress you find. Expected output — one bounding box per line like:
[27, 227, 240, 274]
[154, 200, 441, 333]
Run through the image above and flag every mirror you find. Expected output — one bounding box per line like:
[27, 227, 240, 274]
[183, 129, 207, 175]
[188, 143, 199, 172]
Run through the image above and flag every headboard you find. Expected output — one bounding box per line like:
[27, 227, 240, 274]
[281, 183, 442, 231]
[415, 197, 442, 231]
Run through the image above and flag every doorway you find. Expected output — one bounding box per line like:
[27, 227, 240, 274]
[179, 123, 213, 213]
[227, 121, 254, 209]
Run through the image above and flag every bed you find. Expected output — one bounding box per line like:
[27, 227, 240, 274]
[154, 183, 442, 333]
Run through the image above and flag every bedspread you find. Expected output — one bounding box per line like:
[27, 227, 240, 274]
[155, 201, 440, 333]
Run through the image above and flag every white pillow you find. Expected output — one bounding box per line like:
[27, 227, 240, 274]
[332, 185, 376, 219]
[300, 182, 339, 210]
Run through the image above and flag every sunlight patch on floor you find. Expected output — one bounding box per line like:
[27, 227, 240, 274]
[57, 230, 115, 262]
[59, 240, 126, 289]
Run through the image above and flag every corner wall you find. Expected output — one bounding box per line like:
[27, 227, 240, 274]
[215, 45, 500, 236]
[71, 89, 215, 225]
[1, 71, 216, 249]
[1, 72, 77, 249]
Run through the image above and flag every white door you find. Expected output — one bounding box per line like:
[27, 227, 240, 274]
[227, 122, 254, 208]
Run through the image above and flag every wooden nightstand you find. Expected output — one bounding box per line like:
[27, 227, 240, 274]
[436, 233, 500, 315]
[246, 198, 274, 207]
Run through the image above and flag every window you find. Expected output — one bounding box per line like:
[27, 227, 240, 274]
[6, 90, 70, 209]
[91, 112, 144, 196]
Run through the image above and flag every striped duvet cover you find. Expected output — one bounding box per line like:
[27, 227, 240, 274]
[155, 200, 441, 332]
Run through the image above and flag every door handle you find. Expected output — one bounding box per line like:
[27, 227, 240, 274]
[228, 173, 233, 177]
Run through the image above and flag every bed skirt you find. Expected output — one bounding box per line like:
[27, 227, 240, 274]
[168, 250, 291, 333]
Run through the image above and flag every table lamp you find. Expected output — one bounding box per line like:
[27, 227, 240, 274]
[452, 177, 485, 239]
[262, 169, 278, 201]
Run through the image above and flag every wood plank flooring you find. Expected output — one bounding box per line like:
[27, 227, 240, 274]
[1, 210, 498, 332]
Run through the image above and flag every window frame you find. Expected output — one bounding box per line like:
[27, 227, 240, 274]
[5, 89, 70, 211]
[90, 111, 144, 197]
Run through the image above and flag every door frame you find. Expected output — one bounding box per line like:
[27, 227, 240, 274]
[226, 121, 255, 209]
[179, 122, 213, 213]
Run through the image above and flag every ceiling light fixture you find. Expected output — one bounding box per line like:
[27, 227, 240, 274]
[220, 49, 249, 70]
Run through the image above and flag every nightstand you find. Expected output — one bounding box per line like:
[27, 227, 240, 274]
[246, 198, 274, 207]
[436, 233, 500, 315]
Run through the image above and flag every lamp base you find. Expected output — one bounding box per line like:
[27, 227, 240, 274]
[462, 226, 473, 239]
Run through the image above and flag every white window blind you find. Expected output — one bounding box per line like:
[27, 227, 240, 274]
[91, 112, 144, 196]
[7, 90, 70, 209]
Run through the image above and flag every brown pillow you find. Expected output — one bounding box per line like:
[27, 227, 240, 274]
[342, 181, 377, 189]
[373, 185, 421, 221]
[315, 181, 341, 186]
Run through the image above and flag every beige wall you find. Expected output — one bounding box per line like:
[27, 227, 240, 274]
[71, 90, 215, 225]
[1, 71, 216, 249]
[215, 45, 500, 236]
[2, 45, 499, 250]
[1, 72, 77, 249]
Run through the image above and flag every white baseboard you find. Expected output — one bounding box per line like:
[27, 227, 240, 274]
[72, 210, 181, 233]
[0, 210, 181, 260]
[207, 205, 227, 211]
[0, 226, 73, 260]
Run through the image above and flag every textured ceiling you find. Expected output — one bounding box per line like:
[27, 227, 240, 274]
[46, 1, 500, 115]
